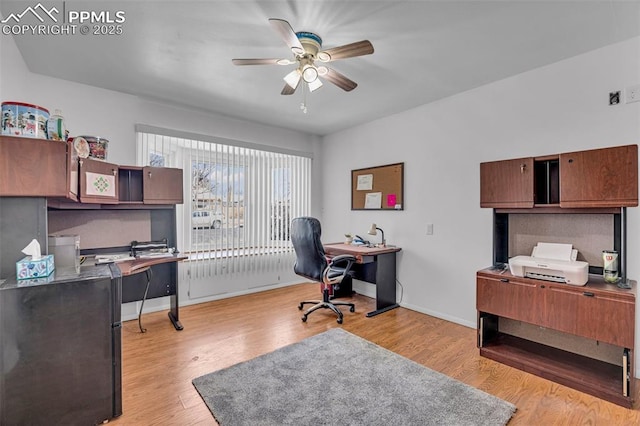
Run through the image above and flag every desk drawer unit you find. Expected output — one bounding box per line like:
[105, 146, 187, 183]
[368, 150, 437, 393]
[476, 268, 636, 407]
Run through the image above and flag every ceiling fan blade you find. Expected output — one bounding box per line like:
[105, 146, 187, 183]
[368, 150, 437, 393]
[281, 83, 297, 95]
[323, 68, 358, 91]
[232, 58, 293, 66]
[269, 18, 304, 54]
[317, 40, 374, 62]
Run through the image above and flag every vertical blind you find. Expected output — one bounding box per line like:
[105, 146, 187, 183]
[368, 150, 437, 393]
[136, 127, 312, 280]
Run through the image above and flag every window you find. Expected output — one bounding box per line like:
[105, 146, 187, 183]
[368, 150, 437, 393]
[136, 127, 312, 277]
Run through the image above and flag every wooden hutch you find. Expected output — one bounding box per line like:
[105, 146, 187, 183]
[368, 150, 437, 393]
[0, 135, 184, 329]
[477, 144, 638, 407]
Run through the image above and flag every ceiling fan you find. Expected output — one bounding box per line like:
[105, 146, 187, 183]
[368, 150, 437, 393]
[232, 18, 374, 95]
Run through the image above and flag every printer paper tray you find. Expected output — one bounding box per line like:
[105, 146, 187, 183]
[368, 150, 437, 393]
[524, 271, 566, 283]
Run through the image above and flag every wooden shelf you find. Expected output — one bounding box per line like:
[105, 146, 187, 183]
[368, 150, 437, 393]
[480, 334, 632, 408]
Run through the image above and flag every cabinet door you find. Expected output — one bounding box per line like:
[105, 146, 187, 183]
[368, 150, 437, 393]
[545, 285, 635, 348]
[560, 145, 638, 207]
[477, 276, 543, 325]
[480, 157, 534, 208]
[79, 157, 119, 203]
[1, 276, 120, 424]
[143, 166, 183, 204]
[0, 136, 69, 197]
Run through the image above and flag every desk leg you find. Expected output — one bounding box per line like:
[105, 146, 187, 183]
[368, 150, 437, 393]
[168, 293, 183, 330]
[168, 263, 183, 330]
[366, 252, 400, 317]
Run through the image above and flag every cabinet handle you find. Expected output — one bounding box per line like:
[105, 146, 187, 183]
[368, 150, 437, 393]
[583, 292, 595, 297]
[568, 159, 574, 163]
[500, 278, 509, 282]
[112, 169, 117, 176]
[148, 171, 152, 178]
[520, 164, 526, 173]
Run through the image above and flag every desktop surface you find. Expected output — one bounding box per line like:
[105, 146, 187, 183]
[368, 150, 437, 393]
[324, 243, 401, 261]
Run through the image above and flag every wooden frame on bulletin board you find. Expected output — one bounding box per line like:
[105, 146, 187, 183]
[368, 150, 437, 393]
[351, 162, 404, 210]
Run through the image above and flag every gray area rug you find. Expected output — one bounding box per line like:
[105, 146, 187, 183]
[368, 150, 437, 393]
[192, 328, 516, 425]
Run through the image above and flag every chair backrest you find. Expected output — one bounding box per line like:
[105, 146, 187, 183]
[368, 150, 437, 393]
[290, 217, 327, 282]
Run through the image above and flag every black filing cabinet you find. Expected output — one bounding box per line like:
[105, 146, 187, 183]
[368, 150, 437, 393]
[0, 264, 122, 425]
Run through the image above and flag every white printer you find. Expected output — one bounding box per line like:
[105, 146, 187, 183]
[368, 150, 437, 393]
[508, 242, 589, 286]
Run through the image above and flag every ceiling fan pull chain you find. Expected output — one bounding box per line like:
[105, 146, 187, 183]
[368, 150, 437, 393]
[300, 83, 308, 114]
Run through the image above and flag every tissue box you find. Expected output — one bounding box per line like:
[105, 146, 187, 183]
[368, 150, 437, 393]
[17, 274, 56, 287]
[16, 255, 55, 280]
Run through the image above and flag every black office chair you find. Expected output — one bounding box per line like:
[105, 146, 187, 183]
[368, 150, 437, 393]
[291, 217, 356, 324]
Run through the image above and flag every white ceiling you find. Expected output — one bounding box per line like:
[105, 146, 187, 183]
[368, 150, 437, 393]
[3, 1, 640, 136]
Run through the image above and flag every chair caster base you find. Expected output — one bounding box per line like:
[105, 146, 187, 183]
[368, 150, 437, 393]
[297, 291, 354, 324]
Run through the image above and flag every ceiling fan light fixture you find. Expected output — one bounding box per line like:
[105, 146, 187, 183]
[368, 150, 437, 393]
[283, 69, 301, 89]
[307, 77, 323, 92]
[233, 19, 374, 98]
[317, 51, 331, 62]
[301, 64, 318, 83]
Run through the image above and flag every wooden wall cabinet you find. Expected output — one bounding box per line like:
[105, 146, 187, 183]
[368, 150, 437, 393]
[1, 136, 183, 205]
[480, 157, 534, 208]
[79, 157, 120, 204]
[142, 166, 183, 204]
[118, 166, 183, 204]
[0, 136, 74, 198]
[480, 144, 638, 209]
[477, 269, 636, 407]
[560, 145, 638, 208]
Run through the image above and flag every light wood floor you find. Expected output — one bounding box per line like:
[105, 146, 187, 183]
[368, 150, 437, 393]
[110, 283, 640, 425]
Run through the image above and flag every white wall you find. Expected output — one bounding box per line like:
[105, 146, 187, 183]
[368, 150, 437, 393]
[1, 32, 323, 317]
[321, 36, 640, 368]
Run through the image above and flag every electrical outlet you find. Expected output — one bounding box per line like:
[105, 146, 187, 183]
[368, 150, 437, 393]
[626, 85, 640, 104]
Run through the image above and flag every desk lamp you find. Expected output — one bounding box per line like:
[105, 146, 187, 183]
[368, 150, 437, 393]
[368, 223, 385, 247]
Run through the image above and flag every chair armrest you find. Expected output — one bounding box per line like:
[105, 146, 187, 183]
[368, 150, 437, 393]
[328, 254, 357, 267]
[323, 254, 356, 286]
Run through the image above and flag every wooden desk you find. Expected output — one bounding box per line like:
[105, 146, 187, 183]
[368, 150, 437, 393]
[117, 254, 187, 331]
[324, 243, 401, 317]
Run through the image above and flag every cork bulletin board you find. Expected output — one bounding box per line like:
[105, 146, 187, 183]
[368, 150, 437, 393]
[351, 162, 404, 210]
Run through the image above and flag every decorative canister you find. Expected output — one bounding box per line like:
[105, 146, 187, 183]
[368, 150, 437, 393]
[1, 101, 49, 139]
[47, 109, 68, 141]
[602, 250, 619, 283]
[79, 136, 109, 160]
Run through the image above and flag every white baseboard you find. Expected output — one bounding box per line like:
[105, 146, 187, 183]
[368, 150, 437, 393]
[121, 280, 301, 322]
